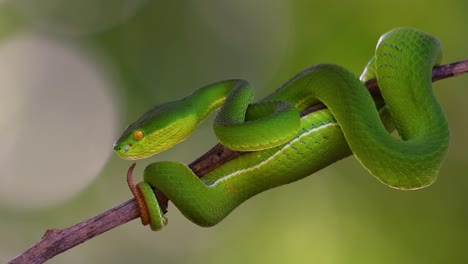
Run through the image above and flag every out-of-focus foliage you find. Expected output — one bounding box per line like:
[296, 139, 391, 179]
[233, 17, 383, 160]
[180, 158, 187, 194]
[0, 1, 467, 263]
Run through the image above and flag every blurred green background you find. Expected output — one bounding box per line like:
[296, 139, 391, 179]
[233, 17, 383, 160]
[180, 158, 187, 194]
[1, 0, 467, 263]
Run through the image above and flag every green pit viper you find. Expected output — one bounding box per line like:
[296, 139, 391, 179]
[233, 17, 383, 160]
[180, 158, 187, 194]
[114, 28, 450, 231]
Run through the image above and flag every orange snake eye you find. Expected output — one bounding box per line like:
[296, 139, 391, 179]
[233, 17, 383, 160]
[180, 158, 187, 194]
[133, 130, 144, 141]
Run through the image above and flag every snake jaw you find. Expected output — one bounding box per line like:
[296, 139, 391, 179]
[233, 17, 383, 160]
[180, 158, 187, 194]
[113, 140, 141, 160]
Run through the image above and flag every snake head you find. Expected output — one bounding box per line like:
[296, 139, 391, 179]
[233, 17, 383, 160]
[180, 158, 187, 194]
[114, 101, 198, 160]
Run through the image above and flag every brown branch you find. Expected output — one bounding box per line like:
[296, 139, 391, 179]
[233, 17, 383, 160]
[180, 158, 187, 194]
[9, 199, 140, 264]
[8, 60, 468, 264]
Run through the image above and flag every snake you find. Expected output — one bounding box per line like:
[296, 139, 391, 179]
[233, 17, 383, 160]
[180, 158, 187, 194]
[113, 28, 450, 231]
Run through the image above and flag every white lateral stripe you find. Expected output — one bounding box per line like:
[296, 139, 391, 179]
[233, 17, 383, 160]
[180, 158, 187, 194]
[209, 122, 338, 187]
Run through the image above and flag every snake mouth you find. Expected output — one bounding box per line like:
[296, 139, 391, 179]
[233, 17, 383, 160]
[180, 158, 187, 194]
[113, 142, 132, 159]
[113, 142, 154, 160]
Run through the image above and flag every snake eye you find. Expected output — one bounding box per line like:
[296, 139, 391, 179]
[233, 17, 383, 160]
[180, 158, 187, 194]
[133, 130, 144, 141]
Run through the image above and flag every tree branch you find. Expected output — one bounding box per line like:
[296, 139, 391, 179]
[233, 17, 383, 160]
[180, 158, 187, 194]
[8, 60, 468, 264]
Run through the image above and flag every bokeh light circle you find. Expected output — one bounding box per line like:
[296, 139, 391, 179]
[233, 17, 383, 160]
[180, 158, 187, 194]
[0, 32, 119, 210]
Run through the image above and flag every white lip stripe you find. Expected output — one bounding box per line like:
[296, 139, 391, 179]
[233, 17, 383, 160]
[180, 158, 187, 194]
[209, 122, 338, 187]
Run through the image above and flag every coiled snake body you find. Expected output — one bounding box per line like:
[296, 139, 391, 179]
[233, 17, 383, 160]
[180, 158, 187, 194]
[114, 28, 449, 231]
